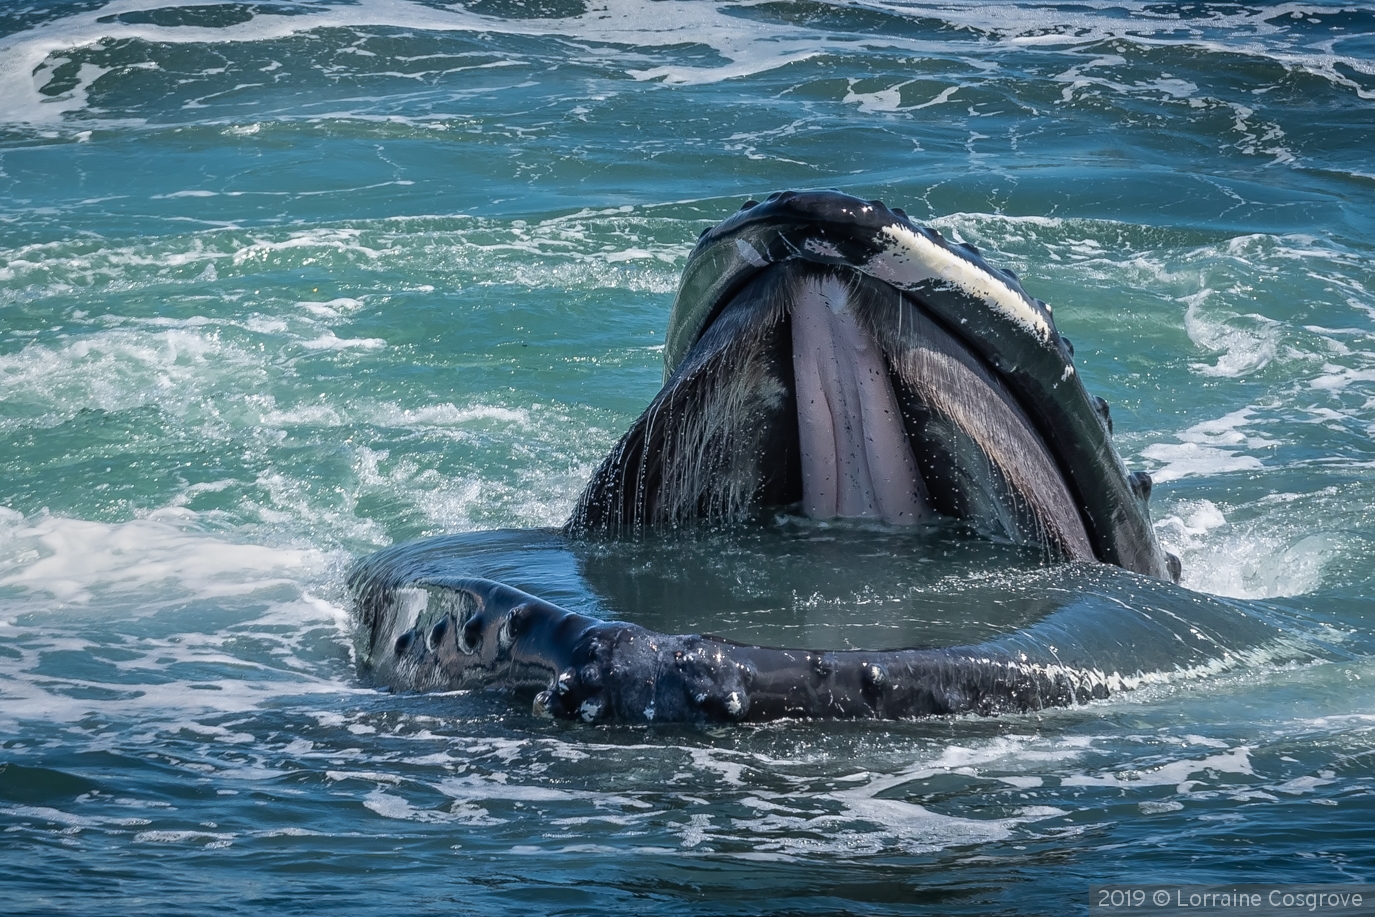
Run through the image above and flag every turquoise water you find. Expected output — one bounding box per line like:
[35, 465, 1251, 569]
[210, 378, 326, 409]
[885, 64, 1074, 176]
[3, 1, 1375, 913]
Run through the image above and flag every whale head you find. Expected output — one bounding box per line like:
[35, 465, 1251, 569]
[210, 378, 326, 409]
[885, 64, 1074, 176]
[569, 190, 1177, 581]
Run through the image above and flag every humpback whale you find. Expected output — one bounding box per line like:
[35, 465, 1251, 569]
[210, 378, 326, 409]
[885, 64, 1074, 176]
[351, 191, 1210, 723]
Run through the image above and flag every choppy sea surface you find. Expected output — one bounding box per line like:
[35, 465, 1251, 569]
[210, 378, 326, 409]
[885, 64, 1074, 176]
[3, 1, 1375, 913]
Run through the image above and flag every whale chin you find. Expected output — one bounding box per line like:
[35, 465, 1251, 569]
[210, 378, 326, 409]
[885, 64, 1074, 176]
[350, 190, 1188, 723]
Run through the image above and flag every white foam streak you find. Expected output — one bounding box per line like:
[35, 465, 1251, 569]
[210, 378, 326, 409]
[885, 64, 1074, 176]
[1142, 409, 1272, 483]
[0, 218, 686, 303]
[0, 509, 329, 604]
[1061, 747, 1253, 792]
[1156, 497, 1338, 599]
[298, 331, 386, 351]
[4, 0, 1366, 134]
[1184, 293, 1281, 378]
[0, 0, 823, 127]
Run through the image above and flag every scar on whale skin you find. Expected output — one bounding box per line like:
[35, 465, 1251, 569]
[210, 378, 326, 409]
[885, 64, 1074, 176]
[350, 190, 1185, 723]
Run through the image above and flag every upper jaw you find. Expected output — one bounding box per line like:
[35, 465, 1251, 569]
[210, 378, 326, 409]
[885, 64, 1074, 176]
[669, 190, 1059, 380]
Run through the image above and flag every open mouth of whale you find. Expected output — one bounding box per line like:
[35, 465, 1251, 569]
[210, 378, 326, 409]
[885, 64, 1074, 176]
[572, 255, 1097, 563]
[570, 190, 1174, 581]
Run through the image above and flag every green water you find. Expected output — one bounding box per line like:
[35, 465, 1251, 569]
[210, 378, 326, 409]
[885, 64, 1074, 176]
[2, 1, 1375, 914]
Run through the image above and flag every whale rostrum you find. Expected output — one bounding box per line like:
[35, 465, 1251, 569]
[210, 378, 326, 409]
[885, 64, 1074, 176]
[350, 191, 1185, 722]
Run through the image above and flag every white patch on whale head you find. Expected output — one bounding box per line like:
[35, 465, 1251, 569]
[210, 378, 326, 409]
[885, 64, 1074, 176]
[803, 237, 843, 259]
[864, 223, 1053, 344]
[734, 238, 768, 266]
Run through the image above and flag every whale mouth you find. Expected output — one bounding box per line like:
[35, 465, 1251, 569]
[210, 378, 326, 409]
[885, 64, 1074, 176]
[570, 190, 1176, 581]
[569, 257, 1095, 562]
[790, 268, 931, 527]
[786, 263, 1095, 562]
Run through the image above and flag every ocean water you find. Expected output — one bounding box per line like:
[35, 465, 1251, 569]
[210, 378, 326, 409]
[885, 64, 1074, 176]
[3, 1, 1375, 913]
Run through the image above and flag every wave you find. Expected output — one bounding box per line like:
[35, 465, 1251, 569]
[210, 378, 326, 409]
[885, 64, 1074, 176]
[1, 0, 1370, 135]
